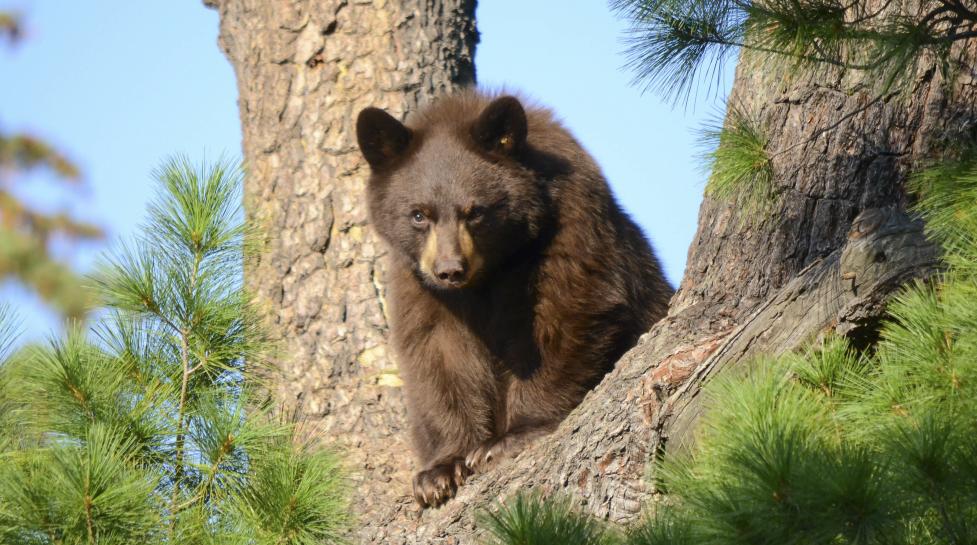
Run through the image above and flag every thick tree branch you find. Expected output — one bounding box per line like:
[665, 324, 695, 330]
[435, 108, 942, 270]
[364, 207, 938, 544]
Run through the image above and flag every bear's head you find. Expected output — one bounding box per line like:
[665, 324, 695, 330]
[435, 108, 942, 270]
[356, 95, 549, 291]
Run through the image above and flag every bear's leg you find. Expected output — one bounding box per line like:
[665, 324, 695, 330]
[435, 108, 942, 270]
[464, 370, 583, 473]
[463, 424, 555, 473]
[403, 365, 492, 508]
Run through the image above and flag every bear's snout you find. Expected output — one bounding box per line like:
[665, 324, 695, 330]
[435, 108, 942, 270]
[433, 257, 467, 286]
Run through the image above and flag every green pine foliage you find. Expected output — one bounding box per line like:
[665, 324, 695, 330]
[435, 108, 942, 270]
[479, 3, 977, 544]
[480, 493, 617, 545]
[613, 0, 976, 101]
[0, 158, 350, 544]
[1, 11, 104, 320]
[615, 0, 977, 215]
[477, 154, 977, 545]
[910, 147, 977, 275]
[625, 512, 698, 545]
[698, 106, 774, 218]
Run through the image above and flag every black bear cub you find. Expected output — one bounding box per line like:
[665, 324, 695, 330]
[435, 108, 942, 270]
[356, 91, 673, 508]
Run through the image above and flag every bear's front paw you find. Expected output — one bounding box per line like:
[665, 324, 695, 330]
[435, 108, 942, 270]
[465, 433, 527, 473]
[412, 459, 471, 508]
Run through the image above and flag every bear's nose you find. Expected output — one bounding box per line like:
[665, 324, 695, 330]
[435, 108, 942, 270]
[434, 258, 467, 284]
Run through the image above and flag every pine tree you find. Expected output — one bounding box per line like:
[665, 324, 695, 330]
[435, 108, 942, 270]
[0, 10, 104, 320]
[616, 0, 977, 211]
[619, 150, 977, 544]
[477, 1, 977, 543]
[480, 139, 977, 545]
[615, 0, 977, 101]
[0, 157, 349, 544]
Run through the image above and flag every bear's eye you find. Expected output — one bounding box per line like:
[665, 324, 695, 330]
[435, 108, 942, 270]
[410, 210, 428, 227]
[466, 206, 486, 224]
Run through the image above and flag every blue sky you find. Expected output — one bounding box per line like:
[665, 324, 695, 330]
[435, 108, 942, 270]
[1, 1, 732, 342]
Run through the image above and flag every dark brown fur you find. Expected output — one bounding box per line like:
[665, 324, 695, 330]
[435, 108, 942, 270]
[356, 91, 673, 508]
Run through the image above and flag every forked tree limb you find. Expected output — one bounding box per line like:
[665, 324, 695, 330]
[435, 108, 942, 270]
[208, 0, 976, 542]
[363, 206, 939, 544]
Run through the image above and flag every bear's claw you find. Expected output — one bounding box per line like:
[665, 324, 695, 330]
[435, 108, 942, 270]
[413, 459, 470, 508]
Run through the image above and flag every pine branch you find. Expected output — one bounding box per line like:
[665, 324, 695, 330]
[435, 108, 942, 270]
[698, 104, 775, 218]
[479, 493, 615, 545]
[615, 0, 977, 101]
[481, 149, 977, 542]
[1, 157, 347, 544]
[168, 249, 204, 538]
[0, 190, 101, 237]
[0, 133, 81, 180]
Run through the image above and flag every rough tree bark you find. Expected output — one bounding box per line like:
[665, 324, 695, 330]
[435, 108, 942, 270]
[209, 0, 976, 542]
[357, 25, 975, 545]
[204, 0, 476, 528]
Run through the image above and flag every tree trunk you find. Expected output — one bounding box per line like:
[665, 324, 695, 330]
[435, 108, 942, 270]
[353, 31, 974, 545]
[210, 0, 976, 542]
[204, 0, 476, 531]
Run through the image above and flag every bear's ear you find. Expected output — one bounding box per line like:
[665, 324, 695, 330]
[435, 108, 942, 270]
[356, 107, 412, 170]
[471, 96, 527, 155]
